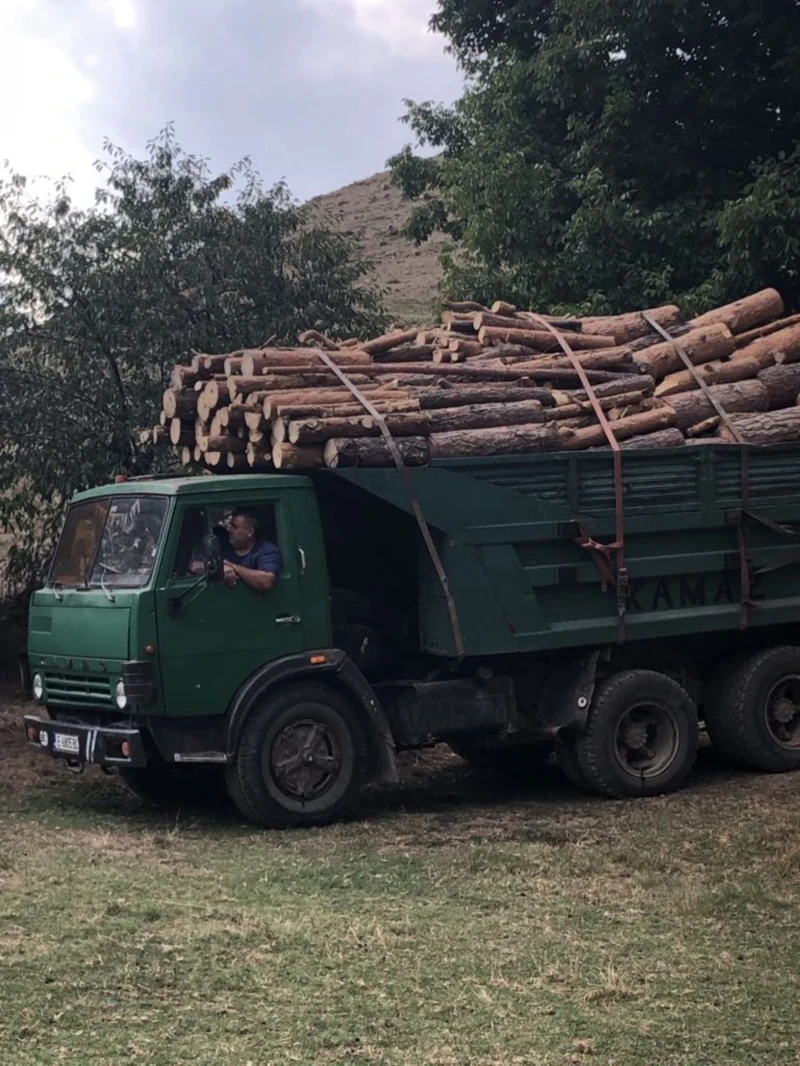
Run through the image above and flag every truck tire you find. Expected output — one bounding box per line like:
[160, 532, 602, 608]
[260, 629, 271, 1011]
[225, 682, 370, 828]
[448, 737, 552, 776]
[555, 735, 590, 792]
[120, 764, 227, 809]
[703, 646, 800, 772]
[574, 670, 698, 798]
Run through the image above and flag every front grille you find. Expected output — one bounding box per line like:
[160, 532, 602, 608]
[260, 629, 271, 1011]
[44, 673, 113, 707]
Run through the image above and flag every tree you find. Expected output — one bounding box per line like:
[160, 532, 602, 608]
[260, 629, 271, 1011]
[389, 0, 800, 315]
[0, 128, 386, 593]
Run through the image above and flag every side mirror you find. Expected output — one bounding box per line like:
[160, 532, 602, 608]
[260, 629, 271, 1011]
[202, 534, 223, 584]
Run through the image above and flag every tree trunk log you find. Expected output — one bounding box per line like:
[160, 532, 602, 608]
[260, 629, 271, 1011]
[170, 366, 204, 390]
[169, 419, 194, 447]
[271, 398, 419, 423]
[223, 356, 244, 376]
[297, 330, 339, 350]
[733, 314, 800, 349]
[373, 362, 620, 383]
[416, 330, 443, 346]
[443, 300, 487, 313]
[716, 407, 800, 444]
[271, 444, 325, 469]
[199, 353, 237, 373]
[578, 305, 683, 343]
[686, 416, 721, 438]
[323, 437, 430, 468]
[412, 384, 554, 409]
[240, 349, 371, 375]
[560, 407, 677, 450]
[230, 372, 370, 398]
[217, 404, 249, 430]
[512, 348, 634, 372]
[756, 364, 800, 410]
[361, 330, 419, 355]
[448, 339, 484, 358]
[262, 386, 407, 419]
[162, 388, 199, 420]
[478, 324, 615, 350]
[373, 346, 435, 364]
[246, 443, 274, 468]
[627, 324, 693, 352]
[429, 422, 561, 459]
[151, 426, 169, 445]
[199, 435, 245, 455]
[589, 427, 686, 451]
[665, 380, 769, 431]
[559, 374, 656, 403]
[654, 356, 763, 397]
[491, 301, 517, 316]
[632, 324, 734, 379]
[543, 389, 650, 422]
[691, 288, 785, 334]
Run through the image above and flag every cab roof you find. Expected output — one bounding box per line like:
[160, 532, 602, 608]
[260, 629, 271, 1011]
[70, 473, 311, 503]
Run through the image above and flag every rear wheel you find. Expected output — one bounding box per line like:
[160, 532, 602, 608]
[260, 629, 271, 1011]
[225, 682, 370, 828]
[555, 734, 590, 791]
[704, 646, 800, 772]
[575, 670, 698, 798]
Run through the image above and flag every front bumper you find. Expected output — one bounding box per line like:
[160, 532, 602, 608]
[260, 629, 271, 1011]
[23, 715, 147, 768]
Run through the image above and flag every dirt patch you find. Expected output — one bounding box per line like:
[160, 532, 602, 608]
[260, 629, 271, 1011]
[308, 170, 447, 325]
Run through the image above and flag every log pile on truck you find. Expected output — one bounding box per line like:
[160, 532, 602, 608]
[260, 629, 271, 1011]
[147, 287, 800, 471]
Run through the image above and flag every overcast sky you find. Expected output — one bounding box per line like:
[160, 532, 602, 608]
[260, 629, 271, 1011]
[1, 0, 461, 205]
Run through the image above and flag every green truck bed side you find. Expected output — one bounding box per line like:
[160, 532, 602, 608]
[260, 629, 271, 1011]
[328, 444, 800, 658]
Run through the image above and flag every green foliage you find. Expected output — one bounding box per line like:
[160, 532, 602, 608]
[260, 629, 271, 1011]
[389, 0, 800, 315]
[0, 128, 386, 593]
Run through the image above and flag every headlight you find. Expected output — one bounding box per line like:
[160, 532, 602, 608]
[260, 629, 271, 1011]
[32, 673, 44, 701]
[115, 680, 128, 710]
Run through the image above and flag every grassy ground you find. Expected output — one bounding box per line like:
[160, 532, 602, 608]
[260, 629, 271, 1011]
[2, 685, 799, 1066]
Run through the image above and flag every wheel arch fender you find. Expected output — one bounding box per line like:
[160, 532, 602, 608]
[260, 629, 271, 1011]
[225, 650, 398, 783]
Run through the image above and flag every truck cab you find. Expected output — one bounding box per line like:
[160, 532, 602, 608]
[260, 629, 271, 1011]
[23, 475, 401, 827]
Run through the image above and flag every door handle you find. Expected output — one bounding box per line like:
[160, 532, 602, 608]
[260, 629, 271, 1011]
[275, 615, 302, 625]
[298, 547, 307, 574]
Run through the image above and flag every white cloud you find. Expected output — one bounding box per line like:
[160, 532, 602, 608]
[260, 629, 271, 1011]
[299, 0, 445, 71]
[0, 1, 96, 198]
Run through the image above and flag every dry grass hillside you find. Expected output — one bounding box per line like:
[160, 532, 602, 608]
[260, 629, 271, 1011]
[308, 170, 447, 325]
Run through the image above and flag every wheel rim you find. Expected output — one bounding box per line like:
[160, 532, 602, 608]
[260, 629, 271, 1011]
[267, 716, 342, 802]
[764, 675, 800, 749]
[612, 701, 680, 779]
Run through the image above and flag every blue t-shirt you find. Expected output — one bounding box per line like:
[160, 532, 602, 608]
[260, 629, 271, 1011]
[224, 540, 282, 577]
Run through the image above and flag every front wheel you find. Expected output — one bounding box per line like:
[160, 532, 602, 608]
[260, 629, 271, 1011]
[225, 682, 370, 828]
[574, 670, 698, 798]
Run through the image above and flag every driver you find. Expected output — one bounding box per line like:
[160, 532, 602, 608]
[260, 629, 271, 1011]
[192, 511, 282, 591]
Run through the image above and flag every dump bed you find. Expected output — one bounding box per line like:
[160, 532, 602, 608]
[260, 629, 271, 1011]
[326, 443, 800, 658]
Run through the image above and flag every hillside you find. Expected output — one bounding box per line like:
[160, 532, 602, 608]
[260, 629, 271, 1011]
[307, 170, 447, 325]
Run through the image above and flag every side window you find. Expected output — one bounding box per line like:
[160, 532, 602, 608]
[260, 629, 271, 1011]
[171, 507, 207, 579]
[208, 503, 280, 550]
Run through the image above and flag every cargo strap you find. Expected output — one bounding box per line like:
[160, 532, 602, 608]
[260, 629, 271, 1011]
[313, 349, 466, 660]
[640, 312, 753, 628]
[527, 315, 629, 641]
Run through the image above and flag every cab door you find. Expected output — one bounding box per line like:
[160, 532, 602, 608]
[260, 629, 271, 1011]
[154, 493, 308, 716]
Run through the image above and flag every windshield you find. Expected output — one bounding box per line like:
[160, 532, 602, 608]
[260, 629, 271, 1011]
[49, 496, 169, 589]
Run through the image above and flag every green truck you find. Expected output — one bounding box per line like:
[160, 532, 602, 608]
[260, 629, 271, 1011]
[22, 443, 800, 826]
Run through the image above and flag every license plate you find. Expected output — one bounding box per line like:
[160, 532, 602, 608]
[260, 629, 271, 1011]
[53, 733, 80, 755]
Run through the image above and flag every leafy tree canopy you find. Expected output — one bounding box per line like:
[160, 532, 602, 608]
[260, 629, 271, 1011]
[0, 127, 386, 592]
[389, 0, 800, 315]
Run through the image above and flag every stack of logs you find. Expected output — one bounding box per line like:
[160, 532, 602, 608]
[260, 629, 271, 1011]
[147, 287, 800, 470]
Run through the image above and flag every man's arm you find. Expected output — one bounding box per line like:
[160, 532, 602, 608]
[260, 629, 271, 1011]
[226, 562, 277, 591]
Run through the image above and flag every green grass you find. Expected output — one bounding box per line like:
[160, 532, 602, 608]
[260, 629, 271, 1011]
[2, 689, 800, 1065]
